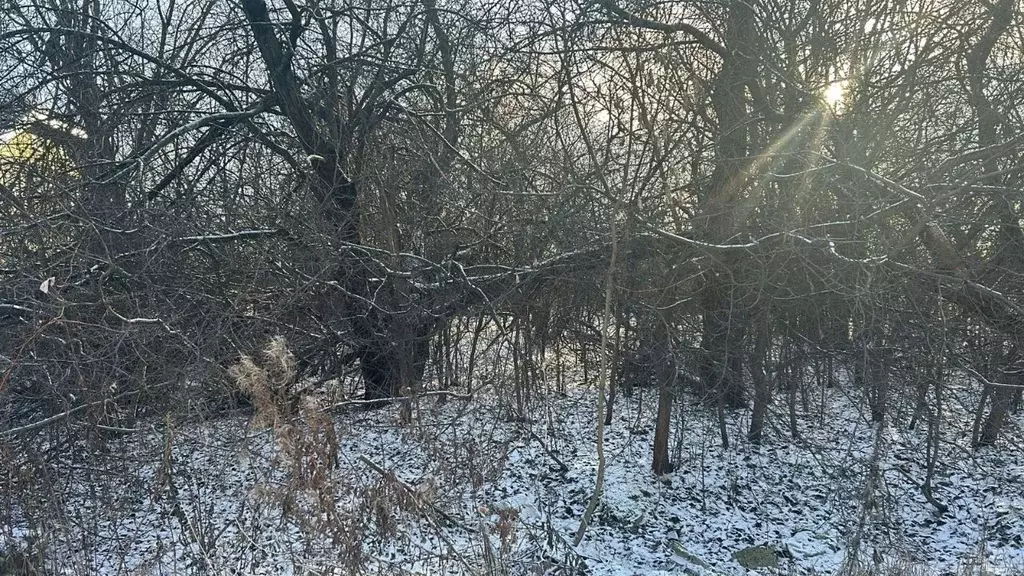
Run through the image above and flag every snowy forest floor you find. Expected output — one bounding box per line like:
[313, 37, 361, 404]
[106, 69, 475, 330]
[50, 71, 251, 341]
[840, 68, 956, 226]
[3, 376, 1023, 576]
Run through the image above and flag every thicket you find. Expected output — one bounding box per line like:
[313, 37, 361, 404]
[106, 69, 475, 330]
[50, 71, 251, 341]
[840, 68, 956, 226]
[2, 0, 1024, 572]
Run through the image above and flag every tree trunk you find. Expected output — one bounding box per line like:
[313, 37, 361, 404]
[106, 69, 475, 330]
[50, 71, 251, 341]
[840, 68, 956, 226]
[700, 289, 747, 409]
[866, 345, 888, 424]
[697, 0, 759, 409]
[243, 0, 442, 404]
[965, 0, 1021, 445]
[652, 318, 676, 475]
[605, 316, 622, 426]
[908, 369, 929, 431]
[923, 359, 949, 514]
[466, 314, 486, 393]
[358, 317, 433, 403]
[786, 341, 799, 440]
[748, 313, 770, 444]
[978, 380, 1017, 447]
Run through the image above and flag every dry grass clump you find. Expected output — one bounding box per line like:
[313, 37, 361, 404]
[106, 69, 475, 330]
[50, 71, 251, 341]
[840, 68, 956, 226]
[229, 337, 359, 563]
[230, 336, 300, 429]
[230, 337, 339, 490]
[227, 337, 472, 572]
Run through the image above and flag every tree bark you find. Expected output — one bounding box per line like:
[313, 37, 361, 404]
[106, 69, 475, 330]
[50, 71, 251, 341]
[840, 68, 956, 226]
[978, 375, 1017, 447]
[241, 0, 429, 403]
[652, 317, 676, 475]
[748, 312, 770, 444]
[966, 0, 1019, 443]
[697, 0, 759, 410]
[605, 316, 621, 426]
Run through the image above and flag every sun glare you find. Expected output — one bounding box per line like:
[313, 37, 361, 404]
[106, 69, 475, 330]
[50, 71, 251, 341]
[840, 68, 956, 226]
[823, 80, 847, 108]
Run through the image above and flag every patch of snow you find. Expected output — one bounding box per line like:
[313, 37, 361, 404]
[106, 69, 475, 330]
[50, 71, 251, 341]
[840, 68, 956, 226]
[3, 377, 1022, 575]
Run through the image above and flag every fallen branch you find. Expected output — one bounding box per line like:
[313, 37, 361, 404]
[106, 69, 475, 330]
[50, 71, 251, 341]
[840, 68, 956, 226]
[1, 387, 157, 437]
[523, 427, 569, 474]
[325, 389, 473, 411]
[357, 454, 466, 529]
[357, 455, 478, 575]
[891, 464, 949, 515]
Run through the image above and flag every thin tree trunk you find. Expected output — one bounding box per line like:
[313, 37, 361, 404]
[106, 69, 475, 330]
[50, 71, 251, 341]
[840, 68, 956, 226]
[574, 197, 619, 545]
[466, 314, 486, 394]
[701, 295, 747, 409]
[787, 342, 799, 441]
[605, 316, 622, 426]
[972, 384, 991, 448]
[652, 317, 676, 474]
[923, 362, 948, 514]
[798, 350, 810, 415]
[748, 312, 770, 444]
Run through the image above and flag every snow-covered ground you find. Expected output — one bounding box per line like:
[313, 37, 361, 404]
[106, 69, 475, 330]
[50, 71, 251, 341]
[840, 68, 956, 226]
[4, 378, 1023, 575]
